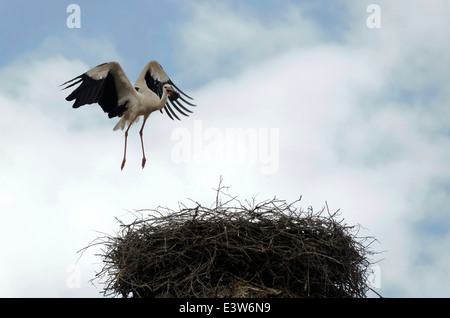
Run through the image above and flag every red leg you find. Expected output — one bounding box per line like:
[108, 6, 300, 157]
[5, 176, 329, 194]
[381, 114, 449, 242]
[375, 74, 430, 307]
[121, 123, 133, 170]
[139, 117, 148, 169]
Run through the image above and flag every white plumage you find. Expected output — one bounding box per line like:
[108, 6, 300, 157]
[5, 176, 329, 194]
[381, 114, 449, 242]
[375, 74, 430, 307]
[61, 60, 195, 170]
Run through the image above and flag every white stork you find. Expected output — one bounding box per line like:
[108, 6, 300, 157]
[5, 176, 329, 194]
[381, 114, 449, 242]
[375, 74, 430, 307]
[61, 60, 195, 170]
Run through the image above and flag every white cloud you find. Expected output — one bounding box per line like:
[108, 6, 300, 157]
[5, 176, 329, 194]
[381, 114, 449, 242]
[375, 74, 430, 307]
[175, 1, 322, 83]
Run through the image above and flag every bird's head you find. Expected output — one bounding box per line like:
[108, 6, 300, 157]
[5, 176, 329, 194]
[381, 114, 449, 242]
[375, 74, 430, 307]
[164, 84, 181, 101]
[163, 84, 175, 95]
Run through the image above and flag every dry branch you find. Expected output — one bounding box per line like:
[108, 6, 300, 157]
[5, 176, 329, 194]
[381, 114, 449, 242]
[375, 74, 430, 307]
[81, 179, 378, 298]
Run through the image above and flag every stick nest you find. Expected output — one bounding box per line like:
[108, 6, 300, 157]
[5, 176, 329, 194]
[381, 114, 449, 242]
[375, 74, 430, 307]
[84, 180, 377, 298]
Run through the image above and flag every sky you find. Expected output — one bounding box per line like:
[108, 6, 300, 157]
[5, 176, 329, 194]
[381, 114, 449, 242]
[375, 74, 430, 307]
[0, 0, 449, 297]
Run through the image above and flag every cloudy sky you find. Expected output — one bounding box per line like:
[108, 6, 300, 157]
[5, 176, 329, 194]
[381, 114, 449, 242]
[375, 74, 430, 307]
[1, 0, 449, 297]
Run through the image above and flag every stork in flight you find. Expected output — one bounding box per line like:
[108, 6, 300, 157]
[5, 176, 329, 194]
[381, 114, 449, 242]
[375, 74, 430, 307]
[61, 60, 195, 170]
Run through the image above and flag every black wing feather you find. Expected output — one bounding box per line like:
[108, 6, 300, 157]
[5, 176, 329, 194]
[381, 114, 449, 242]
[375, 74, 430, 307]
[165, 103, 180, 120]
[61, 68, 127, 119]
[168, 80, 194, 100]
[170, 100, 191, 117]
[161, 106, 175, 120]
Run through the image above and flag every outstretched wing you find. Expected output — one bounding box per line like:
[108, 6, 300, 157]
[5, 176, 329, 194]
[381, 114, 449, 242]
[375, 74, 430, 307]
[61, 62, 137, 119]
[136, 60, 195, 120]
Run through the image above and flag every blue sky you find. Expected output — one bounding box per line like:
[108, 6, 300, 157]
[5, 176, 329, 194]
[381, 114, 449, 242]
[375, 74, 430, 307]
[0, 0, 353, 83]
[1, 0, 450, 297]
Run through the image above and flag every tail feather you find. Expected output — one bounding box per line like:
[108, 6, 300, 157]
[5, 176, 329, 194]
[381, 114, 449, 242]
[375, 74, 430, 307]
[113, 118, 125, 131]
[113, 116, 140, 131]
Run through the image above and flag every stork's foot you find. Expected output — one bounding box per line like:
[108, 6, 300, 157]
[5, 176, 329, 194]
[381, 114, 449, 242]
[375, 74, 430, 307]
[142, 157, 147, 169]
[121, 159, 126, 171]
